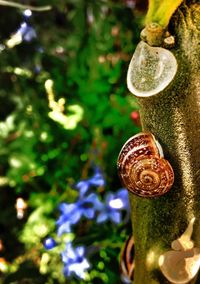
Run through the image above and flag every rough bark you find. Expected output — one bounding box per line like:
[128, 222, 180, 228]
[129, 2, 200, 284]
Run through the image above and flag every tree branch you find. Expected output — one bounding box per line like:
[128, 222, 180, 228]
[129, 2, 200, 283]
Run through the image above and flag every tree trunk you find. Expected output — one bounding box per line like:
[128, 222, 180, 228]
[130, 2, 200, 283]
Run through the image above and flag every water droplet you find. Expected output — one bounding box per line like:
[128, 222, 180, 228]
[127, 41, 177, 97]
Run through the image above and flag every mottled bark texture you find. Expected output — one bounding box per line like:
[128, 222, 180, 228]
[129, 2, 200, 284]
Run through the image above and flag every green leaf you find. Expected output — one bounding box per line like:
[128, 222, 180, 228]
[146, 0, 184, 27]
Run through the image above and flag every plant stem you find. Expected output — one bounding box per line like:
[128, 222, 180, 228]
[0, 0, 51, 11]
[129, 2, 200, 283]
[146, 0, 184, 27]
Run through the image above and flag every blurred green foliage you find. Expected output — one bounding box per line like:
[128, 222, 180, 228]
[0, 1, 144, 283]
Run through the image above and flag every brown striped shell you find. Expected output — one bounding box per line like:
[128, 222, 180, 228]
[120, 236, 135, 283]
[117, 133, 174, 197]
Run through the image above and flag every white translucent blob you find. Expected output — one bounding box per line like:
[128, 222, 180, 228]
[127, 41, 178, 97]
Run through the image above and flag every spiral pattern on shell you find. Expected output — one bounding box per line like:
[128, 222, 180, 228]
[117, 133, 174, 197]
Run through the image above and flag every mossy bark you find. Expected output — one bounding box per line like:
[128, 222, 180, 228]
[129, 2, 200, 284]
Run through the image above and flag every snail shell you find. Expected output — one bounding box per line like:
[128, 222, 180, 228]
[120, 236, 135, 283]
[117, 133, 174, 197]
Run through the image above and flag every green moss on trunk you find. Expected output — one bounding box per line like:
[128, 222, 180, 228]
[130, 2, 200, 283]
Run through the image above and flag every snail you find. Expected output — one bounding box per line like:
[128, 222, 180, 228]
[120, 235, 135, 283]
[127, 41, 177, 97]
[117, 132, 174, 197]
[159, 218, 200, 284]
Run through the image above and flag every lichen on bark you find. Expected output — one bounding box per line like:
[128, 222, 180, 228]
[129, 2, 200, 284]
